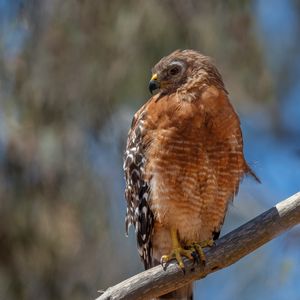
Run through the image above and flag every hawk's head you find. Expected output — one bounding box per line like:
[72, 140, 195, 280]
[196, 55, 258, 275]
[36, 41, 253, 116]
[149, 49, 226, 96]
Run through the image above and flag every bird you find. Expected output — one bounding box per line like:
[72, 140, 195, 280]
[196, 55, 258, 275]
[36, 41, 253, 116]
[123, 49, 258, 299]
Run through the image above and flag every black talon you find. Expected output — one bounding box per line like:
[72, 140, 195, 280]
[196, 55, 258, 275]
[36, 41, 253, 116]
[191, 251, 200, 264]
[197, 252, 206, 265]
[160, 258, 166, 270]
[160, 257, 164, 267]
[160, 257, 171, 271]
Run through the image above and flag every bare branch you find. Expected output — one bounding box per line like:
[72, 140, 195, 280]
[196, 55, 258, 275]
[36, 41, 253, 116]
[96, 192, 300, 300]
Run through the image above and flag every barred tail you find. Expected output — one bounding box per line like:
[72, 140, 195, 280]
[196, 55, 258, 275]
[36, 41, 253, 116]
[246, 163, 261, 183]
[153, 283, 193, 300]
[150, 258, 193, 300]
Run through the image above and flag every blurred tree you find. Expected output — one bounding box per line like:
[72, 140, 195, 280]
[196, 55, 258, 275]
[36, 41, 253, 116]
[0, 1, 299, 300]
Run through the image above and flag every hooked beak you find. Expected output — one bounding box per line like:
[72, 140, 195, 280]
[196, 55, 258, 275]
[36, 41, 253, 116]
[149, 73, 160, 94]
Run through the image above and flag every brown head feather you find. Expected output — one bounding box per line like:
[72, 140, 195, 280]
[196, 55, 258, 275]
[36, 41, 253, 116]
[151, 49, 227, 96]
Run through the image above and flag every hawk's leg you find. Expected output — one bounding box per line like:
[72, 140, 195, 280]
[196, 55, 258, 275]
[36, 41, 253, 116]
[160, 228, 194, 270]
[187, 240, 215, 264]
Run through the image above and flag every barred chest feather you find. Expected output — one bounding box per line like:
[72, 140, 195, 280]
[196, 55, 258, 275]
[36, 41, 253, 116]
[145, 88, 248, 243]
[124, 85, 251, 266]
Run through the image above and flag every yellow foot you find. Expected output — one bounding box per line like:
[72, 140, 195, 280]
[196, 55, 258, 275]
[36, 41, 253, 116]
[187, 240, 215, 264]
[160, 247, 194, 269]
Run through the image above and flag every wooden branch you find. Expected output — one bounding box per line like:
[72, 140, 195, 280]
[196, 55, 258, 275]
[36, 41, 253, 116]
[96, 192, 300, 300]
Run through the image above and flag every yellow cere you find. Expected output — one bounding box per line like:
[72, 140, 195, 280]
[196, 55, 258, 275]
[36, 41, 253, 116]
[151, 73, 158, 81]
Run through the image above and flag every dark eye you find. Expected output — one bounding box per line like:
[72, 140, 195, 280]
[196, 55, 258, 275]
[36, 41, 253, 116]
[168, 66, 180, 76]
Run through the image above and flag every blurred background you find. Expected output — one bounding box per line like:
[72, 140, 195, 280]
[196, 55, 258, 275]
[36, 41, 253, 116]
[0, 1, 300, 299]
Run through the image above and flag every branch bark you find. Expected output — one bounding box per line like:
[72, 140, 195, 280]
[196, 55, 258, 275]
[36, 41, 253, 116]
[96, 192, 300, 300]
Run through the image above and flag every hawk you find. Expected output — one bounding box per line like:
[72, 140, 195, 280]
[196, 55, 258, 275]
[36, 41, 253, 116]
[123, 50, 257, 299]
